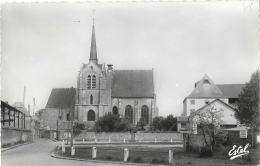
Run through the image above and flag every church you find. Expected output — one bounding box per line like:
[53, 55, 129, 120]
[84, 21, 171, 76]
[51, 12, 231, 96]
[45, 22, 158, 129]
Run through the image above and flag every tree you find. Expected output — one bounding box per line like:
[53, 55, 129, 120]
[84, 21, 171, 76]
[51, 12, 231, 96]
[151, 116, 164, 131]
[190, 105, 227, 156]
[73, 122, 86, 136]
[136, 118, 147, 131]
[94, 114, 134, 132]
[162, 114, 177, 131]
[235, 70, 259, 131]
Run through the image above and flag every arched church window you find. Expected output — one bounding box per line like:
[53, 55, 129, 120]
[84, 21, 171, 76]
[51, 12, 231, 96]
[87, 110, 95, 121]
[87, 75, 91, 89]
[90, 94, 93, 104]
[141, 105, 149, 124]
[92, 75, 96, 89]
[125, 105, 133, 124]
[113, 106, 118, 115]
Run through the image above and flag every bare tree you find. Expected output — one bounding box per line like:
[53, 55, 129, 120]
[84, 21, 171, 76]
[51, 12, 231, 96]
[190, 105, 227, 156]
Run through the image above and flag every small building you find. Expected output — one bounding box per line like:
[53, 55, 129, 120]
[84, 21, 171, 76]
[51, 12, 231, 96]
[1, 101, 33, 147]
[41, 88, 75, 139]
[178, 74, 244, 131]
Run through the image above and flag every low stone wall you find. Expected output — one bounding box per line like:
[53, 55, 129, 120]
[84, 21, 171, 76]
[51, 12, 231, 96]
[136, 132, 182, 141]
[74, 131, 183, 142]
[1, 127, 32, 147]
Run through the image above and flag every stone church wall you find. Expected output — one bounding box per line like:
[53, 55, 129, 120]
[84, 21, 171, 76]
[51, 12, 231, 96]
[111, 98, 155, 125]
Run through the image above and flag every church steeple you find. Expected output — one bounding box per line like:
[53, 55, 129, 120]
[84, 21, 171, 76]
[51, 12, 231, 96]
[89, 13, 98, 64]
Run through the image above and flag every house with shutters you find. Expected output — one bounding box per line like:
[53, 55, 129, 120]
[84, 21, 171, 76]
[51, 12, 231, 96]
[45, 21, 158, 132]
[177, 74, 244, 131]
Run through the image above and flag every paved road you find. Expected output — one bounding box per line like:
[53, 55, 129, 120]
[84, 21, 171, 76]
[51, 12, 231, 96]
[1, 138, 128, 166]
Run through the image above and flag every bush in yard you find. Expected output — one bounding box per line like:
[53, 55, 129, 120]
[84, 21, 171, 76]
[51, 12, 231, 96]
[104, 155, 113, 161]
[199, 146, 213, 157]
[94, 114, 134, 132]
[133, 157, 143, 163]
[136, 118, 147, 131]
[73, 122, 87, 136]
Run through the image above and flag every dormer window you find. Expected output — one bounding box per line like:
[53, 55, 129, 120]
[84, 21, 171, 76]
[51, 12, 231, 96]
[203, 79, 210, 84]
[205, 100, 210, 104]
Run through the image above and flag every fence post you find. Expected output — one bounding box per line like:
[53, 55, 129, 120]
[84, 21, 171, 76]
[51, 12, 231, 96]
[124, 138, 126, 143]
[169, 150, 173, 163]
[109, 137, 111, 143]
[155, 138, 157, 143]
[124, 148, 129, 162]
[92, 147, 97, 158]
[83, 139, 85, 143]
[171, 138, 173, 143]
[95, 137, 97, 143]
[62, 140, 65, 153]
[71, 146, 75, 156]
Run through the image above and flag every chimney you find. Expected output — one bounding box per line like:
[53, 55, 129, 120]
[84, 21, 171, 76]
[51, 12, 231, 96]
[107, 64, 113, 73]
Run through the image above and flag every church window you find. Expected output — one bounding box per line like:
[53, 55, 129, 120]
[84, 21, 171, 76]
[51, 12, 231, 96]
[87, 75, 91, 89]
[90, 95, 93, 104]
[125, 105, 133, 124]
[87, 110, 95, 121]
[113, 106, 118, 115]
[141, 105, 149, 124]
[66, 113, 70, 121]
[92, 75, 96, 89]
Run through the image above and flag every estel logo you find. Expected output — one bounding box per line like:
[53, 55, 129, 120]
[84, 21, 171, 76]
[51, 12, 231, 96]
[228, 143, 250, 160]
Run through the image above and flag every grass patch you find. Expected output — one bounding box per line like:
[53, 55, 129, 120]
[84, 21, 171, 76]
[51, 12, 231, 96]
[55, 145, 259, 166]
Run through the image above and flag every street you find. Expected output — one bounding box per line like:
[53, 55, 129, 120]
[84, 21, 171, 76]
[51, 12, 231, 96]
[1, 138, 128, 166]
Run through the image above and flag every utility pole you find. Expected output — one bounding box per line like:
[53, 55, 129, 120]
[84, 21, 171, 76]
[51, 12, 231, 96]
[70, 87, 75, 147]
[23, 86, 26, 106]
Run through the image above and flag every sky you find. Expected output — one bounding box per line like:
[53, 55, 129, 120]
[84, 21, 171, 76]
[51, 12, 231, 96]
[1, 1, 259, 117]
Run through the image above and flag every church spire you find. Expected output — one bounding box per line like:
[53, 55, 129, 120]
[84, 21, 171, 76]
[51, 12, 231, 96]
[89, 10, 98, 64]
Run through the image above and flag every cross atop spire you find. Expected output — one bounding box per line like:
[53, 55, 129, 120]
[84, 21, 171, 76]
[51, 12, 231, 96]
[89, 10, 98, 64]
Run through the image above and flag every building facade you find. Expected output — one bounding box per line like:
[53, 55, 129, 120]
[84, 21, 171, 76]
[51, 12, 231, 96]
[177, 74, 244, 131]
[46, 22, 158, 128]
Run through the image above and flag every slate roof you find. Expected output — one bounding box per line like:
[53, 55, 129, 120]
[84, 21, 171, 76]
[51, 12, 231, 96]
[217, 84, 245, 98]
[188, 74, 226, 98]
[110, 70, 154, 98]
[12, 102, 30, 116]
[46, 88, 76, 108]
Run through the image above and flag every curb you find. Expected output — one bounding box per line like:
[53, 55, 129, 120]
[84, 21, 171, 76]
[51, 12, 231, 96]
[51, 146, 166, 166]
[1, 141, 34, 152]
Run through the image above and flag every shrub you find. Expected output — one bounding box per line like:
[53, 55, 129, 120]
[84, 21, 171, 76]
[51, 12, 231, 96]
[151, 158, 160, 164]
[104, 155, 113, 161]
[187, 161, 192, 165]
[199, 146, 213, 157]
[73, 122, 87, 136]
[133, 157, 143, 163]
[94, 114, 134, 132]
